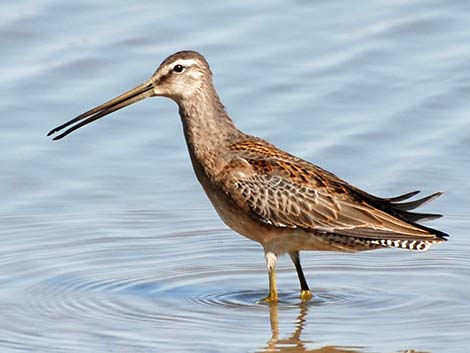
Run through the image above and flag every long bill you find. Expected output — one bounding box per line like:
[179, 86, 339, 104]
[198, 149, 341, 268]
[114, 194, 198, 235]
[48, 79, 154, 140]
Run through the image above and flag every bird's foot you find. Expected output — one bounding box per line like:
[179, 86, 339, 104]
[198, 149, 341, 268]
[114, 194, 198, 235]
[300, 290, 313, 302]
[259, 293, 278, 303]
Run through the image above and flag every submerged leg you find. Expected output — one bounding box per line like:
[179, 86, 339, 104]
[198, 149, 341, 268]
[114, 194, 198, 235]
[289, 251, 313, 302]
[261, 251, 278, 303]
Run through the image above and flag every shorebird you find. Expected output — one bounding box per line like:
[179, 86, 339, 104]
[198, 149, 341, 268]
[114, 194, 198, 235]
[48, 51, 449, 302]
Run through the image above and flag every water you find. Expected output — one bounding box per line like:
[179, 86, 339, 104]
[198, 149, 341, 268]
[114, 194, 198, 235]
[1, 1, 469, 352]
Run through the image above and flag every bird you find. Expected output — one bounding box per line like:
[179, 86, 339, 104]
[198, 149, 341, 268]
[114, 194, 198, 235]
[48, 50, 449, 303]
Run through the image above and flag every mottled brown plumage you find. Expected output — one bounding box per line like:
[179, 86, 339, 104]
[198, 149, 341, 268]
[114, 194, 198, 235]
[48, 50, 448, 302]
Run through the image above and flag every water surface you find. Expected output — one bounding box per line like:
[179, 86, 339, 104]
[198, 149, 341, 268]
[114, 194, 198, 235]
[1, 1, 469, 352]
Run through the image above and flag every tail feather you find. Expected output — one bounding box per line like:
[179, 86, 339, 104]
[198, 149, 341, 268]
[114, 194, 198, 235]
[391, 192, 442, 211]
[384, 190, 420, 202]
[354, 189, 449, 241]
[397, 211, 442, 223]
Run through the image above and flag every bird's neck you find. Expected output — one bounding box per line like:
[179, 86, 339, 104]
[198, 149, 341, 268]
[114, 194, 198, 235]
[177, 85, 242, 183]
[178, 86, 240, 163]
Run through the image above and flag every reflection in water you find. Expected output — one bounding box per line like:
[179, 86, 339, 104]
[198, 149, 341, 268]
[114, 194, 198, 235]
[258, 304, 430, 353]
[258, 304, 361, 353]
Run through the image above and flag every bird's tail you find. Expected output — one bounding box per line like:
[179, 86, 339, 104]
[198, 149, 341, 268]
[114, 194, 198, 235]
[359, 189, 449, 242]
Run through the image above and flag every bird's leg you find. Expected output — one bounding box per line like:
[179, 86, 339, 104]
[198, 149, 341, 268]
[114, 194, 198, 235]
[289, 251, 313, 302]
[261, 251, 278, 303]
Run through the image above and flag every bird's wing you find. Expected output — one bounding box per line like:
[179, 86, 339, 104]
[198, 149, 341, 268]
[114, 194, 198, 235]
[218, 138, 445, 241]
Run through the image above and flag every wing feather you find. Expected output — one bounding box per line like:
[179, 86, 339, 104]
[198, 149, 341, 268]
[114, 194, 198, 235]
[222, 139, 448, 241]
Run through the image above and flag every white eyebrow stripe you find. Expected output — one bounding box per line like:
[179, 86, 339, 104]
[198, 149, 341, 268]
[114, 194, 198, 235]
[172, 59, 199, 67]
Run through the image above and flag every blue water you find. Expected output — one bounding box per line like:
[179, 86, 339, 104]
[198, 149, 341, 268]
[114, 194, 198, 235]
[1, 1, 469, 352]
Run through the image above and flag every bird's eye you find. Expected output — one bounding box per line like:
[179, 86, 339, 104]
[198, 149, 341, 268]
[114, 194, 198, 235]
[173, 64, 184, 73]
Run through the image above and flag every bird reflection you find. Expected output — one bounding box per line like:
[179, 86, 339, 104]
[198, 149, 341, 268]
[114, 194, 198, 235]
[257, 304, 430, 353]
[257, 303, 361, 353]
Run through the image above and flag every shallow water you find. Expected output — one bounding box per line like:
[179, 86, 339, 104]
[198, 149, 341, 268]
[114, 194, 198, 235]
[1, 1, 469, 352]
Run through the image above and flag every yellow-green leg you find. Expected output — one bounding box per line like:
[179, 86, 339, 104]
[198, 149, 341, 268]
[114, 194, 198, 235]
[289, 251, 313, 302]
[262, 267, 278, 302]
[261, 252, 278, 303]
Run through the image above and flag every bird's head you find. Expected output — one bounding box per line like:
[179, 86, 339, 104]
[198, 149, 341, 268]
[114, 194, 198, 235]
[151, 51, 213, 100]
[48, 50, 213, 140]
